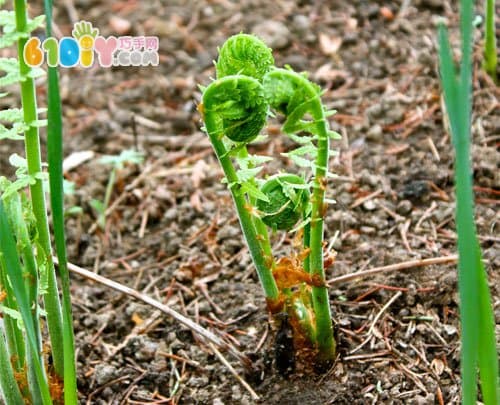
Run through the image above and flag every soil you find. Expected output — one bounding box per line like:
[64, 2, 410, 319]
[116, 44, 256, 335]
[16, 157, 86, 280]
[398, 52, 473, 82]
[1, 0, 499, 404]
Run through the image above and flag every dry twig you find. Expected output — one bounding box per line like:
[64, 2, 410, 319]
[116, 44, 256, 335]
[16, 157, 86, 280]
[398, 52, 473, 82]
[327, 255, 458, 285]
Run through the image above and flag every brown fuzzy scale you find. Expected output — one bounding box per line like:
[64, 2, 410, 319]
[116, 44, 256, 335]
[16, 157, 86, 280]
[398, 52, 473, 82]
[273, 259, 324, 289]
[12, 362, 28, 401]
[48, 372, 64, 404]
[266, 295, 285, 314]
[272, 250, 325, 290]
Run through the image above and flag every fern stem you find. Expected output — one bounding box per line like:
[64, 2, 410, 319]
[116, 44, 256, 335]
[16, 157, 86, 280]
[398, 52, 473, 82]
[201, 101, 279, 303]
[238, 147, 275, 264]
[309, 108, 336, 364]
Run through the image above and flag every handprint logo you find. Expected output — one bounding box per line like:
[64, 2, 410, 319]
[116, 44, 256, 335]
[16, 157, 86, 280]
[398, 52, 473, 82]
[72, 21, 99, 67]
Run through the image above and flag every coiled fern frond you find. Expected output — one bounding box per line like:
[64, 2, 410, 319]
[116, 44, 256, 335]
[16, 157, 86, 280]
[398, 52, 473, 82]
[256, 174, 309, 231]
[202, 75, 268, 143]
[216, 33, 274, 81]
[263, 68, 332, 137]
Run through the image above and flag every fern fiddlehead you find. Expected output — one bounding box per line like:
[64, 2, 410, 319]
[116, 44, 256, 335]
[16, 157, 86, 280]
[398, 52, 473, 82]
[216, 33, 274, 81]
[256, 174, 309, 231]
[201, 34, 339, 366]
[202, 76, 268, 143]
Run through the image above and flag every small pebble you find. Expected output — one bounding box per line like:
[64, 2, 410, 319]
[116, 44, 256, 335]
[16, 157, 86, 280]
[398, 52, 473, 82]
[292, 15, 310, 33]
[366, 103, 384, 119]
[396, 199, 413, 215]
[360, 170, 379, 187]
[94, 364, 117, 386]
[188, 375, 209, 388]
[164, 207, 177, 221]
[360, 225, 376, 234]
[386, 106, 404, 123]
[367, 124, 383, 141]
[135, 338, 159, 361]
[252, 21, 291, 49]
[443, 324, 457, 335]
[362, 200, 377, 211]
[109, 16, 132, 35]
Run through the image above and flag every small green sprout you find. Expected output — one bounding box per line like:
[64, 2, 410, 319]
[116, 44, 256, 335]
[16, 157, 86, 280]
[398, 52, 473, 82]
[483, 0, 497, 82]
[200, 33, 340, 368]
[91, 149, 144, 229]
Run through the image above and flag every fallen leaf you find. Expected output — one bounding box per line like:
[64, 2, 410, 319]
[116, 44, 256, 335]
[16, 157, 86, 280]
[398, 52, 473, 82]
[190, 189, 203, 212]
[131, 312, 144, 326]
[314, 63, 348, 81]
[63, 150, 95, 173]
[319, 33, 342, 55]
[380, 6, 394, 21]
[431, 358, 445, 376]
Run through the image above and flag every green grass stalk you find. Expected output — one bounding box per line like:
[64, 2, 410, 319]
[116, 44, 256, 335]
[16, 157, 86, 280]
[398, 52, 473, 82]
[237, 147, 275, 265]
[14, 0, 64, 379]
[483, 0, 498, 82]
[0, 255, 25, 374]
[438, 0, 499, 402]
[263, 67, 337, 363]
[0, 328, 24, 405]
[4, 192, 44, 403]
[0, 201, 53, 405]
[44, 0, 78, 401]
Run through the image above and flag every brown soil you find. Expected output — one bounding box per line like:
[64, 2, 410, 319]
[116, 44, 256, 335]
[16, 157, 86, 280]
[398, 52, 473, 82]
[1, 0, 499, 404]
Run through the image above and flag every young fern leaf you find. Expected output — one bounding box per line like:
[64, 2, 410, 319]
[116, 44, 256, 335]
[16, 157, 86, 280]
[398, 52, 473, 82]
[263, 68, 322, 132]
[202, 76, 268, 143]
[216, 33, 274, 81]
[256, 174, 309, 231]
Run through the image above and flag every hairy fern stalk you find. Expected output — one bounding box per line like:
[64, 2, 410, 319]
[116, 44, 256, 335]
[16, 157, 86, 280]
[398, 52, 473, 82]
[200, 34, 341, 367]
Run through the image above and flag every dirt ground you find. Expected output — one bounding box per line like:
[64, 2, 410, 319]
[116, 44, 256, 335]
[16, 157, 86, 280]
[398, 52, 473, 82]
[1, 0, 499, 403]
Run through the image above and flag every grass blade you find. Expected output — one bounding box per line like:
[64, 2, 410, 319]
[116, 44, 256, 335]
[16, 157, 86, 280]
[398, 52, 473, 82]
[44, 0, 78, 402]
[0, 255, 25, 374]
[483, 0, 497, 82]
[476, 246, 500, 404]
[0, 200, 52, 405]
[0, 328, 24, 405]
[438, 1, 499, 402]
[3, 191, 44, 403]
[437, 24, 460, 132]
